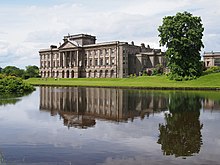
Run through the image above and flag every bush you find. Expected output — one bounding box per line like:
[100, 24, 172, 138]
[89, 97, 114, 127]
[142, 70, 147, 76]
[152, 64, 164, 76]
[0, 75, 35, 95]
[167, 73, 197, 81]
[203, 66, 220, 75]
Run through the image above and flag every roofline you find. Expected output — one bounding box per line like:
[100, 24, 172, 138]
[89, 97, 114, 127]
[39, 48, 59, 53]
[64, 33, 96, 40]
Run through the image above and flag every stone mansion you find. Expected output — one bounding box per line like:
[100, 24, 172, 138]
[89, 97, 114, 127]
[39, 34, 165, 78]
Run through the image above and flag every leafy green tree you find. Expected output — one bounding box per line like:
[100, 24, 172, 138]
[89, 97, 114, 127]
[24, 65, 39, 79]
[1, 66, 24, 77]
[158, 11, 204, 80]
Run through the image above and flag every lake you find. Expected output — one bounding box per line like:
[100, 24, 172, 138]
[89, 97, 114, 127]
[0, 86, 220, 165]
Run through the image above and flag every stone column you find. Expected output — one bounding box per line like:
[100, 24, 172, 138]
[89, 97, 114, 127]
[76, 50, 79, 67]
[149, 56, 154, 67]
[63, 52, 65, 68]
[40, 59, 42, 69]
[98, 49, 100, 66]
[109, 48, 111, 66]
[103, 50, 106, 66]
[70, 51, 73, 67]
[87, 51, 89, 67]
[92, 50, 95, 66]
[55, 53, 58, 68]
[59, 53, 62, 68]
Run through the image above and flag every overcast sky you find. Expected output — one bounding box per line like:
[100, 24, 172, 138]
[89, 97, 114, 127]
[0, 0, 219, 68]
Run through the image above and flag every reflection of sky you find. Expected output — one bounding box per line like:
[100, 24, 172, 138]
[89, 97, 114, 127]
[0, 88, 220, 164]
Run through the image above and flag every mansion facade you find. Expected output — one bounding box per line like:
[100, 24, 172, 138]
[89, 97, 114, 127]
[203, 52, 220, 68]
[39, 34, 165, 78]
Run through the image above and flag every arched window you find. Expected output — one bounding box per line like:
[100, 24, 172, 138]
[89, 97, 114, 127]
[71, 70, 74, 78]
[105, 70, 108, 78]
[100, 70, 103, 78]
[88, 70, 92, 78]
[52, 71, 55, 78]
[94, 70, 98, 78]
[66, 70, 70, 78]
[110, 70, 114, 78]
[62, 71, 65, 78]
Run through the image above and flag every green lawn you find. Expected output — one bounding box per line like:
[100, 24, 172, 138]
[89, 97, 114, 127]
[25, 72, 220, 90]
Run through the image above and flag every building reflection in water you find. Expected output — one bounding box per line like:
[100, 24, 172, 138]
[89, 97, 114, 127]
[39, 86, 168, 129]
[39, 87, 220, 158]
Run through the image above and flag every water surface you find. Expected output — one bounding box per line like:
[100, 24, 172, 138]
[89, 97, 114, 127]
[0, 87, 220, 165]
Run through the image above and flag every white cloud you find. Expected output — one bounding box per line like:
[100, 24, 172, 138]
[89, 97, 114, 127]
[0, 0, 220, 68]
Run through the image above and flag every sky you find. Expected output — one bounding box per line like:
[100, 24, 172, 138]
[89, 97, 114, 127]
[0, 0, 220, 68]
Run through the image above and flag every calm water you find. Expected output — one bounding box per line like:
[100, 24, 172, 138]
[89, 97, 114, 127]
[0, 87, 220, 165]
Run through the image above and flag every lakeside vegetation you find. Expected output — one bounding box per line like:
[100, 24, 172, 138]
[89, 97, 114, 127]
[26, 72, 220, 90]
[0, 74, 35, 95]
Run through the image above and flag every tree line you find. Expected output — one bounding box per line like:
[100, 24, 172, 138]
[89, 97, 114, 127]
[0, 65, 39, 79]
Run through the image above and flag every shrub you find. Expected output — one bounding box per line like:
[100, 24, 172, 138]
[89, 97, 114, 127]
[0, 75, 35, 95]
[152, 64, 164, 76]
[203, 66, 220, 75]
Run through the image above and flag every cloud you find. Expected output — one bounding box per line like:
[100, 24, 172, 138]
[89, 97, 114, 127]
[0, 0, 220, 68]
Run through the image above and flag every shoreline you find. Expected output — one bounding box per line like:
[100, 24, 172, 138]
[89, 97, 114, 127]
[31, 84, 220, 91]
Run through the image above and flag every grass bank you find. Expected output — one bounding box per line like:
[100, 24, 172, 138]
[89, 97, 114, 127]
[26, 72, 220, 90]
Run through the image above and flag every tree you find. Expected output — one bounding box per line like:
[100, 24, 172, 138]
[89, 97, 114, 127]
[158, 11, 204, 80]
[1, 66, 25, 77]
[25, 65, 39, 79]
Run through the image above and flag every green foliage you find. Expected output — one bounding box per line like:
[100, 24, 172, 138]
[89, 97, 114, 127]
[158, 11, 204, 80]
[24, 65, 40, 79]
[1, 66, 24, 77]
[152, 64, 164, 76]
[0, 65, 40, 79]
[0, 74, 35, 95]
[203, 66, 220, 75]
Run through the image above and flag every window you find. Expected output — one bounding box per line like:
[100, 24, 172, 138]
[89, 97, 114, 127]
[89, 59, 92, 66]
[206, 61, 210, 66]
[112, 59, 115, 65]
[85, 60, 87, 66]
[100, 59, 103, 65]
[214, 59, 220, 66]
[95, 59, 98, 66]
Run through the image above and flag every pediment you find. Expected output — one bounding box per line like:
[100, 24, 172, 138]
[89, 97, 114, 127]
[59, 41, 78, 49]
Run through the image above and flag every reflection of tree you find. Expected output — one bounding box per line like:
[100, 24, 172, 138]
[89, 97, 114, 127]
[0, 95, 21, 106]
[158, 93, 203, 157]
